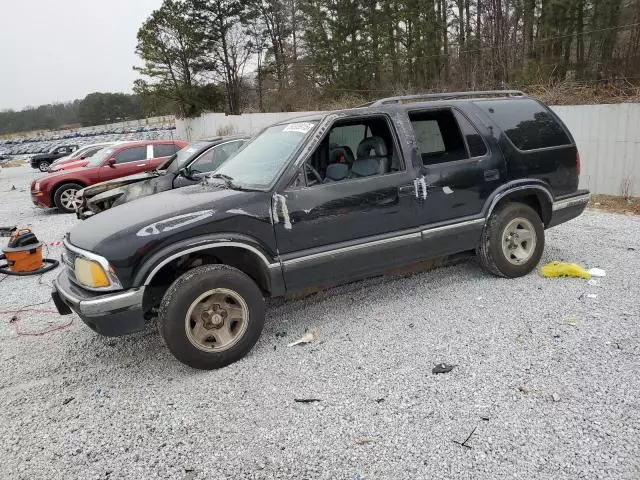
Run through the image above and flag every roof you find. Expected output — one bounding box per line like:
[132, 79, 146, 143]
[197, 134, 251, 143]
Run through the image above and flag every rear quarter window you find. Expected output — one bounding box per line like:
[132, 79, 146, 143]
[476, 99, 571, 151]
[154, 143, 180, 158]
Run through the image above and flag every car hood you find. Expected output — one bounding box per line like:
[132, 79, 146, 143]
[80, 172, 158, 199]
[69, 183, 267, 254]
[31, 153, 51, 160]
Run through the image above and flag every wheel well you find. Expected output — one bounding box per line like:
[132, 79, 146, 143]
[493, 190, 552, 226]
[52, 180, 86, 199]
[142, 246, 272, 315]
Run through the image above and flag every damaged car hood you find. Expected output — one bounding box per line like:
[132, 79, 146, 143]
[79, 171, 170, 214]
[79, 172, 158, 199]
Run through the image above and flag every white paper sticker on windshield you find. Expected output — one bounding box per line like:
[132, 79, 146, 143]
[283, 122, 314, 134]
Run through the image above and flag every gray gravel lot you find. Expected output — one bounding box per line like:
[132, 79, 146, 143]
[0, 163, 639, 480]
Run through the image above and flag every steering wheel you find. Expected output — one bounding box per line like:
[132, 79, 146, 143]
[305, 163, 323, 186]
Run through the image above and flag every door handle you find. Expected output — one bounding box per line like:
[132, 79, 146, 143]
[484, 169, 499, 181]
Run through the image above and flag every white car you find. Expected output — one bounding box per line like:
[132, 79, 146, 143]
[48, 142, 117, 171]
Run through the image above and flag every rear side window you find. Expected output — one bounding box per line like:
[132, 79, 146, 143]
[476, 99, 570, 150]
[115, 146, 147, 164]
[154, 143, 180, 158]
[454, 111, 488, 157]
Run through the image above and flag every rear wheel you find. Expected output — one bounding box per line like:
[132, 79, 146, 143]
[477, 202, 544, 278]
[38, 161, 50, 172]
[53, 183, 83, 213]
[158, 264, 265, 369]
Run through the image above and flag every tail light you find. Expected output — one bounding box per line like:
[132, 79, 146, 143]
[576, 152, 581, 176]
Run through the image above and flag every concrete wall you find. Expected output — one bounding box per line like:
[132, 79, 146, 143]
[177, 104, 640, 196]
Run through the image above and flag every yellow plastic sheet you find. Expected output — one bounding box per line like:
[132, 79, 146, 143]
[540, 261, 591, 279]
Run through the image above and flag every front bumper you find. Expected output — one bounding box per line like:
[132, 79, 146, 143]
[31, 191, 51, 208]
[548, 190, 590, 228]
[52, 270, 146, 337]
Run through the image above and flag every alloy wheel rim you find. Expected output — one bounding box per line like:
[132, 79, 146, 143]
[184, 288, 248, 352]
[60, 189, 81, 210]
[501, 217, 536, 265]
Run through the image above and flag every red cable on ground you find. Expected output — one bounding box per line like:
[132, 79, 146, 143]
[2, 308, 74, 336]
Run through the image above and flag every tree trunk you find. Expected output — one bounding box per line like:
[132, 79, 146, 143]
[523, 0, 535, 58]
[576, 0, 584, 77]
[441, 0, 449, 82]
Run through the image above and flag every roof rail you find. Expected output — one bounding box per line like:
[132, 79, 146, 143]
[368, 90, 526, 106]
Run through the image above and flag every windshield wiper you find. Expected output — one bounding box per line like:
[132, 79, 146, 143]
[207, 173, 254, 191]
[209, 173, 234, 182]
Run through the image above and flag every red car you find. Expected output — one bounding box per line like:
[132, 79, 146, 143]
[31, 140, 187, 213]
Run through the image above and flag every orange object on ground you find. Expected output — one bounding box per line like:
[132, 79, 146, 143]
[3, 228, 43, 273]
[0, 227, 58, 275]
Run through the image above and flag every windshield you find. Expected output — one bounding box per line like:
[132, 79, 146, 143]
[68, 145, 92, 159]
[213, 122, 316, 188]
[87, 147, 115, 167]
[162, 142, 211, 173]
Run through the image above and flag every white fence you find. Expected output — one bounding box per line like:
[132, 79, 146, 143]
[177, 104, 640, 196]
[177, 112, 318, 141]
[550, 104, 640, 196]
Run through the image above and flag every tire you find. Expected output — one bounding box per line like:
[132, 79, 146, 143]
[38, 161, 51, 172]
[158, 264, 265, 370]
[53, 183, 84, 213]
[477, 202, 544, 278]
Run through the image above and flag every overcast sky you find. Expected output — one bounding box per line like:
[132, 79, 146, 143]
[0, 0, 163, 111]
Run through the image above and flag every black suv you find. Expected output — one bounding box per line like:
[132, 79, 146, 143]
[51, 91, 589, 369]
[30, 144, 79, 171]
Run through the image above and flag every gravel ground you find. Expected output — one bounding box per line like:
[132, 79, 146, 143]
[0, 163, 639, 480]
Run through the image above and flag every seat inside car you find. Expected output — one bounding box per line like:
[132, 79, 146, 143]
[350, 136, 389, 178]
[324, 162, 350, 182]
[321, 145, 354, 182]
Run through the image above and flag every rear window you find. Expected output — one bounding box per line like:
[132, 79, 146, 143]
[476, 99, 571, 151]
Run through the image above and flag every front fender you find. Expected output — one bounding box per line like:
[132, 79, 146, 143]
[132, 233, 281, 288]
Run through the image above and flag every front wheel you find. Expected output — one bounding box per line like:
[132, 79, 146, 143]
[38, 161, 51, 172]
[477, 202, 544, 278]
[158, 264, 265, 369]
[53, 183, 84, 213]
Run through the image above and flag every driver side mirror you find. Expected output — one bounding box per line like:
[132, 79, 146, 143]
[107, 158, 116, 168]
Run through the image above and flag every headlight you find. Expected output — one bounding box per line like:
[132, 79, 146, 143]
[74, 258, 110, 288]
[34, 182, 41, 191]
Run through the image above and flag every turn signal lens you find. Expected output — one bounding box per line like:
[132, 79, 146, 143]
[74, 258, 110, 288]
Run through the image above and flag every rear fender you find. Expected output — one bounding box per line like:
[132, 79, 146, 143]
[484, 179, 554, 226]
